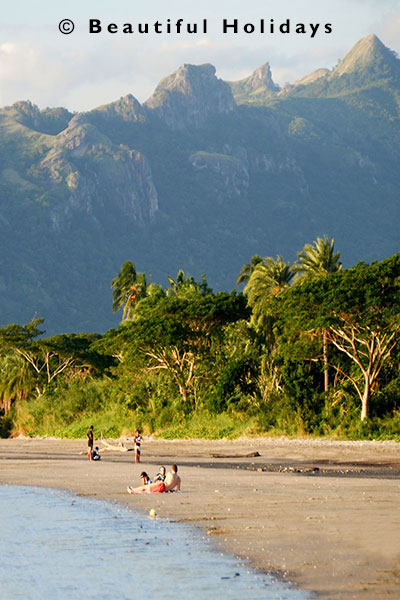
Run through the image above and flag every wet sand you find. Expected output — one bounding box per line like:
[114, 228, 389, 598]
[0, 436, 399, 599]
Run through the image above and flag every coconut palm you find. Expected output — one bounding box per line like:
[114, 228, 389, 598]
[111, 261, 147, 321]
[295, 235, 342, 279]
[167, 270, 195, 295]
[244, 255, 295, 332]
[0, 352, 33, 415]
[236, 255, 262, 286]
[296, 235, 342, 392]
[167, 270, 210, 297]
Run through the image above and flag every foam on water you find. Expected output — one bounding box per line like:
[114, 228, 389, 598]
[0, 485, 312, 599]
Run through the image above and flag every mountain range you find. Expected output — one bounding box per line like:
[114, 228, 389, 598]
[1, 34, 399, 334]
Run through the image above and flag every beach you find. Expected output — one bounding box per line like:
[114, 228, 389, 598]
[0, 436, 399, 599]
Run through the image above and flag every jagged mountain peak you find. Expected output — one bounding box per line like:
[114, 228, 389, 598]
[228, 62, 279, 105]
[240, 62, 279, 91]
[100, 93, 141, 111]
[6, 100, 73, 135]
[11, 99, 39, 114]
[1, 33, 400, 334]
[286, 34, 400, 103]
[144, 63, 235, 129]
[89, 93, 143, 122]
[151, 63, 218, 95]
[333, 34, 398, 77]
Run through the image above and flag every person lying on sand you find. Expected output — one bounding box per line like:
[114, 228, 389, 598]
[127, 465, 181, 494]
[127, 480, 165, 494]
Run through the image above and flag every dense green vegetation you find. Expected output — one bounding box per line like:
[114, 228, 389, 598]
[1, 37, 399, 438]
[1, 241, 399, 441]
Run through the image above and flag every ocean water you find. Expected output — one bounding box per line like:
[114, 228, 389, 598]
[0, 486, 312, 600]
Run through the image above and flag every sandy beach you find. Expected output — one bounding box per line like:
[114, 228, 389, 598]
[0, 436, 399, 599]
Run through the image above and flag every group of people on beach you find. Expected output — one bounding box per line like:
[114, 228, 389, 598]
[127, 464, 181, 494]
[86, 426, 181, 494]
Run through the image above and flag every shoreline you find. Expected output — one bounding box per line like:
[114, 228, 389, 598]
[0, 436, 399, 599]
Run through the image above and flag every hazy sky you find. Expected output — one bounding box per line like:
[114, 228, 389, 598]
[1, 0, 399, 111]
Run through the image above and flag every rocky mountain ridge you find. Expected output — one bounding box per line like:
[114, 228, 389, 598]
[0, 34, 399, 333]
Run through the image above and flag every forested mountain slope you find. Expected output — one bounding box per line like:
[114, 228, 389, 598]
[1, 34, 399, 333]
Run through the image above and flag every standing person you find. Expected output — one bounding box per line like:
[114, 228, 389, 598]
[86, 425, 94, 461]
[134, 429, 142, 463]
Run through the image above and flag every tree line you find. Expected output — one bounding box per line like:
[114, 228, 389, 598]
[1, 236, 399, 439]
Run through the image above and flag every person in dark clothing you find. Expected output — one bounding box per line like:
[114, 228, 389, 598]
[86, 425, 94, 461]
[91, 446, 101, 461]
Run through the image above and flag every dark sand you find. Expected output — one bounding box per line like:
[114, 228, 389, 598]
[1, 436, 399, 599]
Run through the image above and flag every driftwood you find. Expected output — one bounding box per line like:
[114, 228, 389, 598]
[79, 439, 134, 455]
[100, 439, 132, 452]
[209, 451, 261, 458]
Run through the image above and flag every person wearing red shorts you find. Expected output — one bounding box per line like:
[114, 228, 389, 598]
[148, 481, 166, 493]
[127, 480, 165, 494]
[127, 465, 181, 494]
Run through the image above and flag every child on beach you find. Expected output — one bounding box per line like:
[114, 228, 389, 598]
[134, 429, 142, 463]
[91, 447, 101, 461]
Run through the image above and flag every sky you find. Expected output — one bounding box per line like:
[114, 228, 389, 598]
[1, 0, 400, 111]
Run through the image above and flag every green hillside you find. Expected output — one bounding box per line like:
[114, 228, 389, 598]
[0, 34, 399, 334]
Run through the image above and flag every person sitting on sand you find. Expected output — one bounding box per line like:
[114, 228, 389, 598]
[153, 466, 166, 483]
[164, 464, 181, 492]
[140, 471, 151, 485]
[127, 465, 181, 494]
[91, 446, 101, 461]
[127, 471, 151, 494]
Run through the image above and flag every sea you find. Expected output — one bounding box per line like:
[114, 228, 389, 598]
[0, 485, 312, 599]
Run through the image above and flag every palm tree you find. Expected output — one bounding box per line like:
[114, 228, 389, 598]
[0, 352, 32, 415]
[236, 255, 262, 286]
[167, 270, 194, 295]
[111, 261, 147, 321]
[295, 235, 342, 279]
[296, 235, 342, 392]
[244, 255, 295, 332]
[167, 270, 210, 297]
